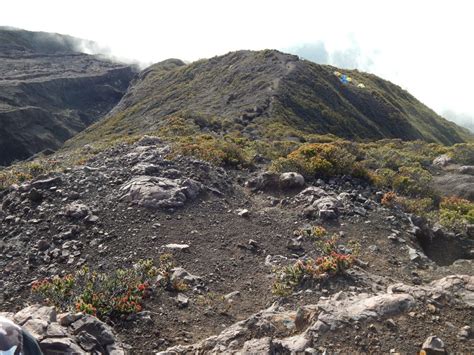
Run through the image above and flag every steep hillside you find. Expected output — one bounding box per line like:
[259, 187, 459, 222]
[0, 27, 136, 166]
[67, 50, 472, 148]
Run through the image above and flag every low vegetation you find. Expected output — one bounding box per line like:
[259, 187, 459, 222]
[272, 228, 359, 296]
[2, 109, 473, 234]
[31, 255, 184, 321]
[437, 197, 474, 230]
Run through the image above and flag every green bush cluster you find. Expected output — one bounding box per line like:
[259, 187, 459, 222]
[437, 196, 474, 230]
[269, 143, 364, 179]
[448, 143, 474, 165]
[31, 256, 186, 321]
[272, 231, 359, 296]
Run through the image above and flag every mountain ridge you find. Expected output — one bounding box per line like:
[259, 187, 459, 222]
[66, 49, 472, 149]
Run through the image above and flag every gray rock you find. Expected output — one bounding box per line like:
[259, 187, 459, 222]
[295, 186, 328, 204]
[237, 209, 250, 217]
[407, 247, 429, 266]
[241, 337, 272, 353]
[28, 188, 43, 202]
[37, 239, 50, 251]
[466, 224, 474, 238]
[31, 176, 62, 190]
[46, 323, 67, 337]
[287, 237, 303, 251]
[313, 196, 340, 213]
[433, 154, 452, 167]
[107, 343, 127, 355]
[170, 267, 203, 286]
[76, 330, 100, 351]
[23, 318, 49, 340]
[120, 176, 202, 209]
[131, 163, 161, 175]
[164, 243, 190, 251]
[14, 305, 56, 325]
[40, 337, 84, 354]
[458, 165, 474, 175]
[64, 202, 90, 219]
[279, 172, 305, 189]
[421, 336, 445, 355]
[224, 291, 241, 302]
[158, 275, 474, 354]
[176, 294, 189, 308]
[70, 315, 115, 346]
[319, 209, 337, 220]
[457, 325, 471, 339]
[84, 214, 99, 223]
[245, 171, 279, 190]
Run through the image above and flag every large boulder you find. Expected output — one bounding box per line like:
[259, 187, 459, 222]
[120, 176, 202, 209]
[279, 172, 305, 189]
[4, 305, 126, 354]
[433, 154, 452, 167]
[459, 165, 474, 175]
[245, 171, 305, 191]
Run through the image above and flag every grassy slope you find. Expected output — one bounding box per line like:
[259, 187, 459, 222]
[65, 50, 473, 149]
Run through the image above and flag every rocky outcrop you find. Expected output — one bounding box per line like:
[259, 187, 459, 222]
[120, 176, 202, 209]
[245, 171, 305, 191]
[1, 304, 125, 354]
[0, 27, 135, 165]
[159, 275, 473, 354]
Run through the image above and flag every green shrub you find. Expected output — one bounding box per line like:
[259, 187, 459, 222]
[172, 134, 250, 167]
[392, 165, 433, 196]
[31, 256, 185, 321]
[272, 233, 358, 296]
[270, 143, 358, 178]
[438, 196, 474, 230]
[448, 143, 474, 165]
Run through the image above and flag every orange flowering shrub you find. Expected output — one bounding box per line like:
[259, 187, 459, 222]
[31, 257, 180, 320]
[272, 234, 359, 296]
[381, 191, 398, 207]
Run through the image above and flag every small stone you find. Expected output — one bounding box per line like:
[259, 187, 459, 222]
[37, 239, 50, 251]
[28, 188, 43, 202]
[84, 214, 99, 223]
[385, 318, 397, 330]
[164, 243, 190, 251]
[58, 313, 83, 327]
[287, 238, 303, 251]
[224, 291, 241, 302]
[427, 304, 437, 314]
[457, 325, 471, 339]
[319, 209, 337, 220]
[176, 294, 189, 308]
[421, 336, 445, 355]
[248, 239, 259, 248]
[237, 209, 250, 217]
[368, 245, 378, 252]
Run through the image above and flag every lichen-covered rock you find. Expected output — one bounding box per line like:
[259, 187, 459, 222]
[119, 176, 202, 209]
[279, 172, 305, 189]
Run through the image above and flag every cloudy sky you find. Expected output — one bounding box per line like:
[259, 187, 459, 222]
[1, 0, 473, 130]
